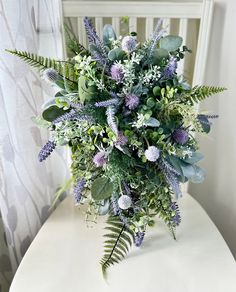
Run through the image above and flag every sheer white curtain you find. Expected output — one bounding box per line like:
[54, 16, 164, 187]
[0, 1, 68, 291]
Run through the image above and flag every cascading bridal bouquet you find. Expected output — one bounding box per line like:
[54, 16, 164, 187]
[7, 17, 225, 275]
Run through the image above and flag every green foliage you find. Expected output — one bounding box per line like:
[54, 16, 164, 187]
[91, 177, 113, 200]
[101, 216, 134, 275]
[103, 24, 117, 47]
[6, 49, 78, 85]
[42, 105, 68, 122]
[182, 85, 226, 105]
[160, 35, 183, 52]
[78, 76, 97, 103]
[64, 23, 87, 56]
[108, 48, 125, 61]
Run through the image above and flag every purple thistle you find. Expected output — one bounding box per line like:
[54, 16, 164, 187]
[162, 57, 178, 79]
[172, 128, 189, 145]
[115, 131, 128, 146]
[169, 202, 181, 226]
[93, 151, 107, 167]
[74, 178, 85, 204]
[121, 36, 137, 52]
[94, 98, 119, 108]
[38, 140, 56, 162]
[43, 68, 61, 83]
[134, 231, 145, 247]
[106, 106, 118, 135]
[125, 93, 139, 110]
[83, 17, 107, 66]
[110, 63, 124, 82]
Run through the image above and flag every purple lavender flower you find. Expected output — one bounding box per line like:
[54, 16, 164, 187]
[38, 140, 56, 162]
[115, 131, 128, 146]
[145, 146, 160, 162]
[125, 93, 139, 110]
[69, 102, 83, 109]
[149, 19, 164, 55]
[172, 128, 189, 145]
[162, 57, 177, 79]
[169, 202, 181, 226]
[134, 231, 145, 247]
[110, 63, 124, 82]
[106, 106, 118, 135]
[74, 178, 85, 204]
[43, 68, 61, 83]
[52, 109, 77, 124]
[94, 98, 119, 108]
[83, 17, 107, 66]
[121, 36, 137, 52]
[93, 151, 107, 167]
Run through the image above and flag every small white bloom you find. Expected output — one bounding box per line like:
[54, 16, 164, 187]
[145, 146, 160, 162]
[118, 195, 132, 210]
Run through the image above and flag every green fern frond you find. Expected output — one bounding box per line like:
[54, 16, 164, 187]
[182, 85, 226, 105]
[100, 216, 134, 276]
[6, 49, 77, 85]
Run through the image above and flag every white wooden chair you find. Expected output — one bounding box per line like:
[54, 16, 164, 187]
[61, 0, 214, 86]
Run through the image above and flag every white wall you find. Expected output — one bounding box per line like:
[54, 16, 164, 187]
[189, 0, 236, 258]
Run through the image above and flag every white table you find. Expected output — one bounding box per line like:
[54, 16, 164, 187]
[10, 194, 236, 292]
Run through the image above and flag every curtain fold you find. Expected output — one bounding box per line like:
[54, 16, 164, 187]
[0, 1, 67, 291]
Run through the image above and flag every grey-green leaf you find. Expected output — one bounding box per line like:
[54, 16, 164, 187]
[108, 48, 125, 61]
[182, 152, 204, 164]
[103, 24, 117, 46]
[160, 35, 183, 52]
[42, 105, 68, 122]
[91, 177, 113, 200]
[190, 166, 206, 183]
[151, 48, 169, 65]
[144, 117, 160, 127]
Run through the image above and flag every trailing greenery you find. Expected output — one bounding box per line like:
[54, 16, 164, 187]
[101, 216, 134, 275]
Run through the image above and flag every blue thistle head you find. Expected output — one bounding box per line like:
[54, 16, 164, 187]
[43, 68, 61, 83]
[110, 63, 124, 82]
[93, 151, 107, 167]
[172, 128, 189, 145]
[115, 131, 128, 146]
[38, 140, 56, 162]
[125, 93, 139, 110]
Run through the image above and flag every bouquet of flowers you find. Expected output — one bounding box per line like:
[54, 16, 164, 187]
[8, 17, 225, 275]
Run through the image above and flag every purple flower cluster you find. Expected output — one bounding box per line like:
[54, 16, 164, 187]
[94, 98, 119, 108]
[93, 151, 107, 167]
[125, 93, 139, 110]
[52, 109, 77, 124]
[169, 202, 181, 226]
[121, 36, 137, 52]
[163, 57, 178, 79]
[38, 140, 56, 162]
[134, 231, 145, 247]
[74, 178, 85, 204]
[110, 63, 124, 82]
[172, 128, 189, 145]
[115, 131, 128, 146]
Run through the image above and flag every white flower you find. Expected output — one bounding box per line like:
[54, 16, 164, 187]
[118, 195, 132, 210]
[145, 146, 160, 162]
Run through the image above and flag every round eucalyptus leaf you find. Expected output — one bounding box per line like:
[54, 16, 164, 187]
[91, 177, 113, 201]
[108, 48, 125, 61]
[42, 105, 68, 122]
[98, 199, 110, 215]
[103, 24, 117, 46]
[151, 48, 169, 65]
[160, 35, 183, 52]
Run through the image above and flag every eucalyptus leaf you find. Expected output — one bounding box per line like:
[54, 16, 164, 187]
[108, 48, 125, 61]
[98, 199, 110, 215]
[41, 98, 56, 110]
[182, 152, 204, 164]
[91, 177, 113, 200]
[79, 75, 97, 104]
[103, 24, 117, 47]
[190, 166, 206, 183]
[198, 115, 211, 133]
[42, 105, 69, 122]
[160, 35, 183, 52]
[144, 117, 160, 127]
[151, 48, 169, 65]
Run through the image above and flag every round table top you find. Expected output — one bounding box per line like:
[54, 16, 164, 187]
[10, 193, 236, 292]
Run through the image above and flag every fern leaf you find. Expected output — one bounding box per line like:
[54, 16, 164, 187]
[6, 49, 77, 85]
[101, 216, 134, 276]
[64, 23, 87, 56]
[182, 85, 226, 104]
